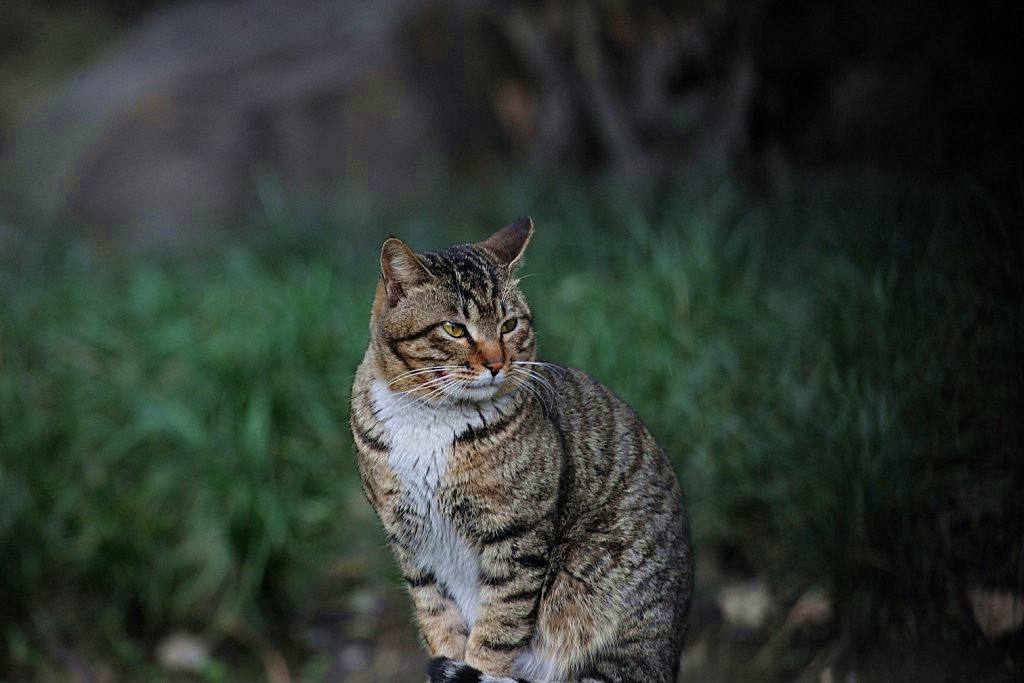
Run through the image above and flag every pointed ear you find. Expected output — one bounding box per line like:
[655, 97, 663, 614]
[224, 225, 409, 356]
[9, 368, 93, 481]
[479, 217, 534, 269]
[380, 237, 433, 305]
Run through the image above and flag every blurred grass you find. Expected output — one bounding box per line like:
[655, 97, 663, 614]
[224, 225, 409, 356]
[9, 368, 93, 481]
[1, 174, 1021, 676]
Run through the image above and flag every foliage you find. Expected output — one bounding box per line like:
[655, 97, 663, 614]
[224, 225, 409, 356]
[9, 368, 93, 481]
[0, 174, 1020, 675]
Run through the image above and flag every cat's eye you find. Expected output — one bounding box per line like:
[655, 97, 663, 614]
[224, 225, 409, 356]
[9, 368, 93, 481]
[442, 321, 467, 338]
[500, 318, 518, 334]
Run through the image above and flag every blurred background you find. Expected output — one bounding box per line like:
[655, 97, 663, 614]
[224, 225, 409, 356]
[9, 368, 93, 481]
[1, 0, 1022, 681]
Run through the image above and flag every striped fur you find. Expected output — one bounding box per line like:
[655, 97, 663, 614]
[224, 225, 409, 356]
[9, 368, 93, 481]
[350, 218, 693, 682]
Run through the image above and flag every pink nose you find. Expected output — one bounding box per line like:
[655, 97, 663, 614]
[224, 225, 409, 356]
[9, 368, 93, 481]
[483, 357, 504, 376]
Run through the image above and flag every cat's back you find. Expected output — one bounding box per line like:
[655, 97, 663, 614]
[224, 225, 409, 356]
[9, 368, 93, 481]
[541, 364, 682, 494]
[529, 364, 693, 663]
[534, 362, 689, 561]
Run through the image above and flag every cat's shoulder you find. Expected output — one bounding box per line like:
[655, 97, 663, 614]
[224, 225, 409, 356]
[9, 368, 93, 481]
[540, 362, 610, 393]
[545, 363, 643, 416]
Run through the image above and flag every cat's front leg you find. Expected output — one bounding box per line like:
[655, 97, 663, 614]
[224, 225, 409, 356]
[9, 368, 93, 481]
[397, 553, 469, 660]
[464, 527, 550, 676]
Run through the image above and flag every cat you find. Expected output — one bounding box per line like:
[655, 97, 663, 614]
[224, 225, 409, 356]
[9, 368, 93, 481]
[349, 218, 693, 682]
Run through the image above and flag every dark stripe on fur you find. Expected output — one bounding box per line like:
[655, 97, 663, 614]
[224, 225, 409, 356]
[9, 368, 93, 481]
[405, 352, 448, 363]
[476, 517, 538, 545]
[478, 634, 532, 652]
[350, 416, 387, 452]
[500, 588, 539, 603]
[512, 553, 548, 569]
[548, 402, 575, 536]
[393, 322, 441, 343]
[403, 571, 437, 588]
[385, 337, 414, 369]
[480, 571, 516, 587]
[454, 406, 520, 445]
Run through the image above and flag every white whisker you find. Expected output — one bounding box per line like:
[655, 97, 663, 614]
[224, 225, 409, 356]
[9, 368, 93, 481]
[512, 360, 566, 375]
[510, 366, 559, 406]
[431, 379, 469, 416]
[387, 365, 461, 386]
[509, 374, 551, 414]
[513, 366, 557, 393]
[380, 380, 454, 417]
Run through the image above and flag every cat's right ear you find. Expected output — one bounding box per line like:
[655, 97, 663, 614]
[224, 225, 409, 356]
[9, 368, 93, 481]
[380, 237, 433, 306]
[480, 216, 534, 269]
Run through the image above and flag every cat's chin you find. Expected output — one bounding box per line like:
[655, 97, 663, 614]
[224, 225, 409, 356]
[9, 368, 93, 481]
[451, 383, 503, 402]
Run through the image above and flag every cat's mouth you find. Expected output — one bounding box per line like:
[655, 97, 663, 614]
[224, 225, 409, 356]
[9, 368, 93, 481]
[428, 369, 505, 402]
[431, 368, 503, 384]
[455, 383, 502, 401]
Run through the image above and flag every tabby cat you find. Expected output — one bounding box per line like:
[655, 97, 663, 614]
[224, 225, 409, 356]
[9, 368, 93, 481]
[349, 218, 693, 682]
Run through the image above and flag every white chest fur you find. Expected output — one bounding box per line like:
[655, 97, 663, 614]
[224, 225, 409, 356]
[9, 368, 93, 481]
[371, 380, 508, 628]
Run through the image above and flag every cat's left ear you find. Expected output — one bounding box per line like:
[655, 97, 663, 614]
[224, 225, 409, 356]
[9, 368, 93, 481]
[479, 216, 534, 269]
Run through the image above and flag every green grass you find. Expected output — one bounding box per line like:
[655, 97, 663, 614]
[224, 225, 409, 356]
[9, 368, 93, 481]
[1, 174, 1020, 676]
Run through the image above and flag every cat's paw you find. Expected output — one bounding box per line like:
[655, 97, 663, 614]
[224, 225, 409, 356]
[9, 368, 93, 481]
[428, 657, 478, 682]
[427, 656, 524, 683]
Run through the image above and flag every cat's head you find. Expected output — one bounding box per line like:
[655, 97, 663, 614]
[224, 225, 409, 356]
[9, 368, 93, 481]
[369, 218, 537, 403]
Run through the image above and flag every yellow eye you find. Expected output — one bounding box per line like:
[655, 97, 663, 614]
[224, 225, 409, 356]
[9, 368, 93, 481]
[442, 321, 467, 338]
[500, 318, 518, 334]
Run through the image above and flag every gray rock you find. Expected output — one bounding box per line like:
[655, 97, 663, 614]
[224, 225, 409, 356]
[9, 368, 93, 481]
[156, 631, 211, 673]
